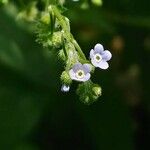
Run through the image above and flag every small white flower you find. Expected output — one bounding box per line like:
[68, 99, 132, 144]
[69, 63, 91, 82]
[90, 43, 112, 69]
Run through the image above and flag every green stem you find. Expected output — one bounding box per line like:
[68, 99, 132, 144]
[71, 37, 87, 60]
[45, 0, 49, 10]
[61, 35, 68, 59]
[51, 6, 70, 34]
[51, 6, 87, 60]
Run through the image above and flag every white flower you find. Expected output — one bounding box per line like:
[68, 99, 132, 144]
[90, 43, 112, 69]
[69, 63, 91, 82]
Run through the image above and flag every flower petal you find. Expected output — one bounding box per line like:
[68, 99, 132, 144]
[69, 69, 76, 80]
[79, 73, 91, 82]
[90, 49, 94, 59]
[97, 61, 109, 69]
[72, 63, 82, 72]
[83, 64, 91, 73]
[83, 73, 91, 81]
[101, 50, 112, 61]
[91, 58, 99, 67]
[94, 44, 104, 53]
[69, 69, 91, 82]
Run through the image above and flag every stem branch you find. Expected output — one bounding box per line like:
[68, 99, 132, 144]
[51, 6, 87, 60]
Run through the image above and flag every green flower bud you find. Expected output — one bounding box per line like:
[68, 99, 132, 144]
[17, 2, 38, 22]
[0, 0, 8, 5]
[48, 5, 52, 12]
[41, 12, 50, 24]
[92, 95, 98, 100]
[85, 96, 90, 103]
[51, 31, 63, 49]
[92, 86, 102, 97]
[60, 71, 72, 85]
[91, 0, 103, 6]
[59, 0, 65, 5]
[80, 2, 89, 9]
[77, 81, 102, 104]
[58, 49, 66, 61]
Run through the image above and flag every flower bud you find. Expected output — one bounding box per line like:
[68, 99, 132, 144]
[91, 0, 103, 6]
[59, 0, 65, 5]
[17, 2, 38, 22]
[61, 84, 70, 92]
[0, 0, 8, 5]
[40, 12, 50, 24]
[58, 49, 66, 61]
[60, 71, 72, 85]
[48, 5, 52, 12]
[85, 96, 90, 103]
[92, 86, 102, 96]
[51, 31, 63, 49]
[80, 2, 89, 9]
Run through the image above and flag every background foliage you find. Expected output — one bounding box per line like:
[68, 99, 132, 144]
[0, 0, 149, 150]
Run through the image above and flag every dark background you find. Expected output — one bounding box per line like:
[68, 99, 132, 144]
[0, 0, 150, 150]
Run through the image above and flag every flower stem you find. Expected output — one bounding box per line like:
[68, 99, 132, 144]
[72, 37, 86, 60]
[51, 5, 87, 60]
[45, 0, 50, 10]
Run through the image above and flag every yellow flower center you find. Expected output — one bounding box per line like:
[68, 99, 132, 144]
[94, 53, 102, 62]
[76, 70, 85, 79]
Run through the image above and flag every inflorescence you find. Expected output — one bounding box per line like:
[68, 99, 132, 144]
[35, 2, 111, 104]
[12, 0, 111, 104]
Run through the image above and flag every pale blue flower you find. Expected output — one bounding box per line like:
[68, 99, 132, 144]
[69, 63, 91, 82]
[90, 43, 112, 69]
[61, 84, 70, 92]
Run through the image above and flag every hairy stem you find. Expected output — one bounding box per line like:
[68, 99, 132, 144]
[51, 5, 87, 60]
